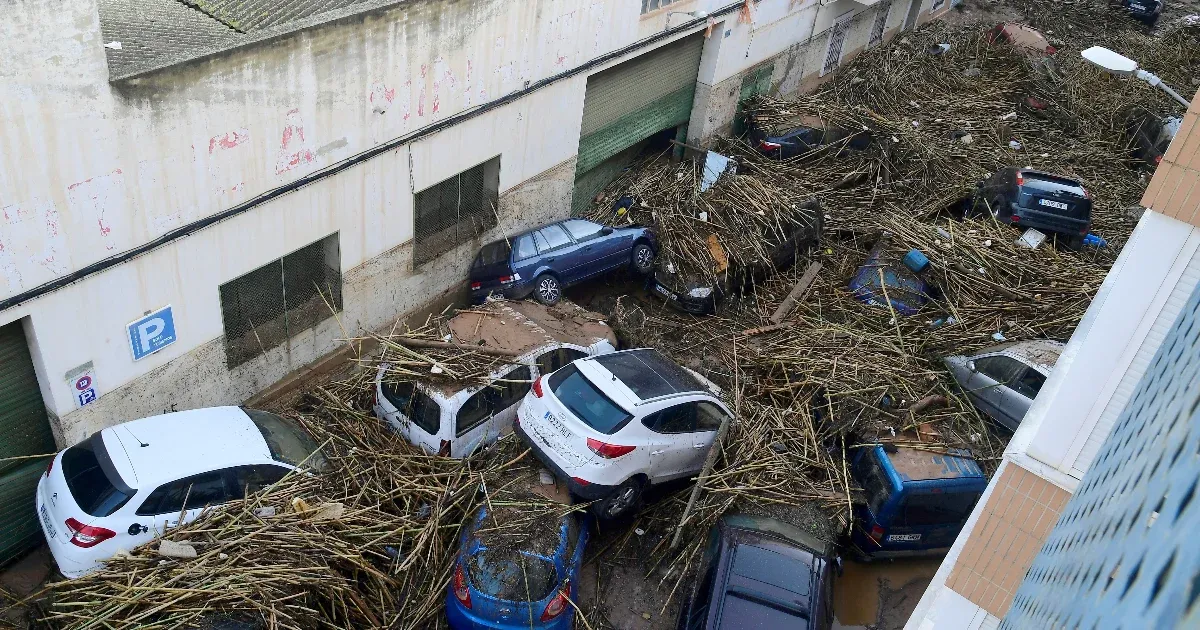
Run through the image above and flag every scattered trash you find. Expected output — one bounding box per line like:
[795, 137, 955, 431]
[1083, 233, 1108, 248]
[104, 41, 122, 50]
[700, 151, 735, 192]
[992, 331, 1008, 341]
[902, 249, 931, 273]
[635, 528, 646, 536]
[959, 133, 974, 144]
[1016, 228, 1048, 249]
[770, 442, 788, 453]
[927, 43, 952, 55]
[1009, 140, 1023, 149]
[1000, 111, 1018, 120]
[539, 468, 555, 485]
[963, 66, 982, 77]
[252, 506, 276, 517]
[936, 227, 953, 240]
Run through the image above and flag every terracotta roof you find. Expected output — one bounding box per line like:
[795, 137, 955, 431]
[96, 0, 406, 80]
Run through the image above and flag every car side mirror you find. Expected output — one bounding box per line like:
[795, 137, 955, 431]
[967, 360, 977, 372]
[600, 227, 614, 236]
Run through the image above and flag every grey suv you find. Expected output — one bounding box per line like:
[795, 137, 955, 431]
[944, 340, 1064, 431]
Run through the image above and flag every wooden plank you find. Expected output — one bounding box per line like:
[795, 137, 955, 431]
[769, 261, 823, 324]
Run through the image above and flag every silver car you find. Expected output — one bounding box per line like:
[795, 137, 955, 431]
[943, 340, 1064, 431]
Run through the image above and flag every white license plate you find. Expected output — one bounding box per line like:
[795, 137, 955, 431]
[1038, 199, 1068, 210]
[887, 533, 921, 542]
[545, 412, 571, 439]
[654, 284, 678, 300]
[40, 505, 57, 539]
[1130, 4, 1146, 8]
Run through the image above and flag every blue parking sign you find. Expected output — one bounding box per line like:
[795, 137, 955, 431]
[128, 306, 177, 361]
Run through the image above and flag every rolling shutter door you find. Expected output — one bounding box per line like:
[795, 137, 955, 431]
[0, 321, 55, 564]
[573, 34, 704, 213]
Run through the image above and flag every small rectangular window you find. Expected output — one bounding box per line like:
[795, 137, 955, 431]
[899, 492, 979, 527]
[414, 157, 501, 267]
[137, 470, 232, 516]
[562, 219, 604, 243]
[457, 389, 492, 437]
[536, 347, 587, 375]
[491, 366, 533, 412]
[537, 224, 573, 251]
[382, 381, 442, 436]
[219, 234, 342, 368]
[513, 235, 538, 261]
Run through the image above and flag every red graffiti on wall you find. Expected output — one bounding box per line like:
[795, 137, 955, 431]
[275, 109, 316, 174]
[208, 129, 249, 154]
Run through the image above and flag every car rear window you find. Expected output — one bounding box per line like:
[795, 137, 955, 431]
[243, 409, 330, 472]
[1021, 174, 1087, 197]
[718, 593, 808, 630]
[381, 381, 442, 436]
[61, 434, 135, 517]
[731, 544, 812, 597]
[548, 365, 632, 434]
[468, 549, 558, 601]
[472, 241, 511, 269]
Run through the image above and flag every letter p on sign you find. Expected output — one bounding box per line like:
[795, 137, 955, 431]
[128, 306, 178, 361]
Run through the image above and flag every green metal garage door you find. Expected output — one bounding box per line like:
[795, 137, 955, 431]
[573, 34, 705, 214]
[0, 321, 55, 565]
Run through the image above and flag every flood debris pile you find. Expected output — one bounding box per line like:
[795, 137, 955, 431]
[34, 391, 561, 630]
[585, 10, 1199, 592]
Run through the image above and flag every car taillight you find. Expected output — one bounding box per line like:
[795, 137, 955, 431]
[499, 274, 520, 284]
[1015, 172, 1025, 186]
[64, 518, 116, 548]
[541, 587, 570, 622]
[1154, 155, 1163, 165]
[45, 457, 54, 478]
[587, 438, 635, 459]
[868, 525, 885, 543]
[453, 559, 472, 608]
[1010, 215, 1020, 223]
[571, 476, 591, 487]
[1082, 187, 1092, 199]
[438, 440, 451, 457]
[470, 281, 481, 291]
[759, 140, 782, 151]
[532, 377, 544, 398]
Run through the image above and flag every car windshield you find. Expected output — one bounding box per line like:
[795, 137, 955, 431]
[61, 434, 135, 517]
[243, 409, 330, 472]
[472, 241, 511, 269]
[549, 365, 632, 434]
[467, 548, 558, 601]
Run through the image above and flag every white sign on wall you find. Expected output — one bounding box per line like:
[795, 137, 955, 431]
[65, 361, 98, 409]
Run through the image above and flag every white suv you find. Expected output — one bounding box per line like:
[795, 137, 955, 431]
[514, 348, 731, 519]
[35, 407, 327, 578]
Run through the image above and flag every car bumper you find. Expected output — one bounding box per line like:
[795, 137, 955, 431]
[470, 282, 535, 304]
[1011, 206, 1089, 237]
[647, 279, 717, 315]
[446, 593, 573, 630]
[513, 419, 618, 502]
[35, 490, 100, 579]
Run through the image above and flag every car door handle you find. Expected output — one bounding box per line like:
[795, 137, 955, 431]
[544, 257, 556, 263]
[650, 450, 665, 455]
[693, 444, 706, 449]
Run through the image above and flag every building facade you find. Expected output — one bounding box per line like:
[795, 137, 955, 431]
[906, 88, 1200, 629]
[0, 0, 949, 562]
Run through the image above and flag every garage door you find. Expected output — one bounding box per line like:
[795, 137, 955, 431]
[573, 34, 704, 214]
[0, 321, 55, 565]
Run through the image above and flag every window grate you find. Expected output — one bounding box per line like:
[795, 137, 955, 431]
[413, 157, 500, 268]
[641, 0, 686, 14]
[219, 233, 342, 369]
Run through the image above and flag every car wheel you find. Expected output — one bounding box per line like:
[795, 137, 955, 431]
[631, 243, 655, 275]
[593, 478, 643, 520]
[532, 274, 561, 306]
[1063, 234, 1085, 250]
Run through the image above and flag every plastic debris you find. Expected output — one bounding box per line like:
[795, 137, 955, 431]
[1009, 140, 1023, 149]
[158, 540, 197, 559]
[1016, 228, 1048, 249]
[992, 331, 1008, 341]
[1083, 233, 1108, 247]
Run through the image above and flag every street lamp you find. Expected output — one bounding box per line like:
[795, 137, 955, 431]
[664, 10, 709, 31]
[1081, 46, 1191, 108]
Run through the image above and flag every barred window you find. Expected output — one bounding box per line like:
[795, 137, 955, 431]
[641, 0, 686, 14]
[413, 157, 501, 268]
[219, 233, 343, 368]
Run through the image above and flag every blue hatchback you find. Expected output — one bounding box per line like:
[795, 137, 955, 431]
[469, 219, 656, 306]
[447, 506, 590, 629]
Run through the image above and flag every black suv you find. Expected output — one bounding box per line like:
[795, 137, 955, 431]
[1120, 0, 1162, 27]
[676, 514, 839, 630]
[972, 168, 1092, 248]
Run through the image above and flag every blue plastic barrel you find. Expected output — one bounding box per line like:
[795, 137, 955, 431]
[902, 249, 930, 273]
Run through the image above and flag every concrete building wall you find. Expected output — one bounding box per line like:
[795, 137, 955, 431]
[1, 0, 951, 446]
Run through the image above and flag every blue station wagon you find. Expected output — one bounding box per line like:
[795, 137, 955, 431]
[470, 219, 656, 305]
[848, 444, 985, 560]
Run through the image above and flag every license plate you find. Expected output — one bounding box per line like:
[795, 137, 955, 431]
[40, 505, 57, 539]
[654, 284, 678, 301]
[1130, 3, 1145, 8]
[887, 533, 921, 542]
[1038, 199, 1068, 210]
[545, 412, 571, 439]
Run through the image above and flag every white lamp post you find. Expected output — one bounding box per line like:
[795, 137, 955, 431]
[664, 10, 709, 31]
[1081, 46, 1191, 108]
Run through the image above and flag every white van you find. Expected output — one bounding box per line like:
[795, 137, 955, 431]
[372, 299, 617, 457]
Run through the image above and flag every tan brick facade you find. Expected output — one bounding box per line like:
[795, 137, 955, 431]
[1141, 90, 1200, 227]
[945, 463, 1071, 618]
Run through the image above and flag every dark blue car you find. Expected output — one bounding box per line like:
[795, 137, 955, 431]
[447, 506, 590, 629]
[470, 219, 656, 305]
[848, 242, 929, 316]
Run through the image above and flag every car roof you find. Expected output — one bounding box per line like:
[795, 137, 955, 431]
[100, 407, 270, 488]
[713, 529, 824, 630]
[980, 339, 1064, 373]
[882, 446, 984, 482]
[423, 299, 616, 396]
[1018, 169, 1087, 191]
[587, 349, 710, 402]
